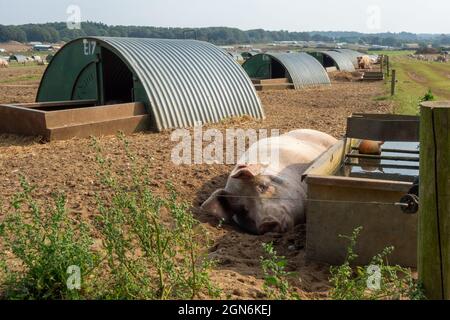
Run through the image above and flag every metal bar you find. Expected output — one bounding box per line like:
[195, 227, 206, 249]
[351, 113, 419, 121]
[346, 153, 420, 162]
[344, 161, 420, 170]
[351, 147, 420, 155]
[347, 115, 420, 142]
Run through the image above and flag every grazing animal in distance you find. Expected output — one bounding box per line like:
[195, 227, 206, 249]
[357, 55, 372, 69]
[201, 129, 337, 235]
[0, 59, 8, 68]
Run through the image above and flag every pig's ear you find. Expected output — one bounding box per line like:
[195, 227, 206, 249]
[231, 164, 261, 180]
[201, 189, 233, 221]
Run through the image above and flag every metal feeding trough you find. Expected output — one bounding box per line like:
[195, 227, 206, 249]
[304, 114, 420, 267]
[0, 100, 149, 141]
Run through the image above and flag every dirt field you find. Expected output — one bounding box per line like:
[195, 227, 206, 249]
[0, 65, 44, 104]
[0, 66, 392, 299]
[0, 41, 31, 53]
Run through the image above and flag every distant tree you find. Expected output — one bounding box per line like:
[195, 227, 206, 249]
[0, 25, 27, 42]
[381, 37, 401, 47]
[44, 26, 60, 42]
[1, 21, 450, 48]
[24, 25, 51, 42]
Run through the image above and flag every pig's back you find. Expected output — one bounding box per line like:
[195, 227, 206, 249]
[241, 135, 329, 175]
[285, 129, 338, 149]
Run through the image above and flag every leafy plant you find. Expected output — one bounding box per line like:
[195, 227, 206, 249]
[329, 227, 425, 300]
[92, 134, 220, 300]
[421, 89, 435, 102]
[260, 242, 299, 300]
[0, 176, 100, 300]
[0, 134, 219, 300]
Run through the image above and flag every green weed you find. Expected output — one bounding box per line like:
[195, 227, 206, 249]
[421, 89, 435, 102]
[329, 227, 425, 300]
[260, 242, 299, 300]
[0, 134, 219, 300]
[0, 177, 99, 300]
[91, 134, 220, 300]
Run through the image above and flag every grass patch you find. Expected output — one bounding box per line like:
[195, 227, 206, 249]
[7, 62, 40, 68]
[376, 51, 450, 114]
[370, 50, 415, 57]
[373, 95, 390, 101]
[0, 74, 42, 84]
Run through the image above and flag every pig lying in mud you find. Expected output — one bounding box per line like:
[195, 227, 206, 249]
[201, 129, 337, 235]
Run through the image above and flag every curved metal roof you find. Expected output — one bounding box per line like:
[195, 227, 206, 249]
[318, 51, 356, 72]
[333, 49, 363, 67]
[38, 37, 264, 131]
[97, 37, 264, 130]
[249, 52, 330, 89]
[9, 54, 27, 63]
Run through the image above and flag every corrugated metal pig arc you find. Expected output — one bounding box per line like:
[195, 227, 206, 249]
[267, 52, 331, 89]
[96, 37, 264, 130]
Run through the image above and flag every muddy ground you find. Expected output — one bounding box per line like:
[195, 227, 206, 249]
[0, 66, 392, 299]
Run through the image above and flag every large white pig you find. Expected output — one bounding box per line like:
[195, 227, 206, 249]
[201, 129, 337, 235]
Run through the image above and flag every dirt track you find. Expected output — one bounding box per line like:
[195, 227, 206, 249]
[0, 66, 392, 299]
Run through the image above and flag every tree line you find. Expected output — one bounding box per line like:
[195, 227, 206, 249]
[1, 22, 450, 47]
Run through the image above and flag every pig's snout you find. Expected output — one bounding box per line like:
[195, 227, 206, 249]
[258, 218, 283, 235]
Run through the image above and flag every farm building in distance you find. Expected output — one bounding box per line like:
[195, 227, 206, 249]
[33, 44, 54, 51]
[309, 50, 356, 72]
[0, 36, 264, 140]
[243, 52, 331, 90]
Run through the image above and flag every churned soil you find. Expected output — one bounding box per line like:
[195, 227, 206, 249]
[0, 41, 31, 53]
[0, 66, 393, 299]
[0, 65, 44, 103]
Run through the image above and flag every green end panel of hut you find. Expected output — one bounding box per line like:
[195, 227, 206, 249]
[36, 39, 148, 107]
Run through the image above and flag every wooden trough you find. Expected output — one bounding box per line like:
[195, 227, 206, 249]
[304, 114, 420, 267]
[363, 71, 385, 81]
[0, 100, 150, 141]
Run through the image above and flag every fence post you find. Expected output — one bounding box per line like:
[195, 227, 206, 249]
[391, 69, 396, 96]
[386, 55, 390, 77]
[380, 54, 384, 74]
[419, 101, 450, 300]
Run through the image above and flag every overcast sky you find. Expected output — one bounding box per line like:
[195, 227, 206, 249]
[0, 0, 447, 34]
